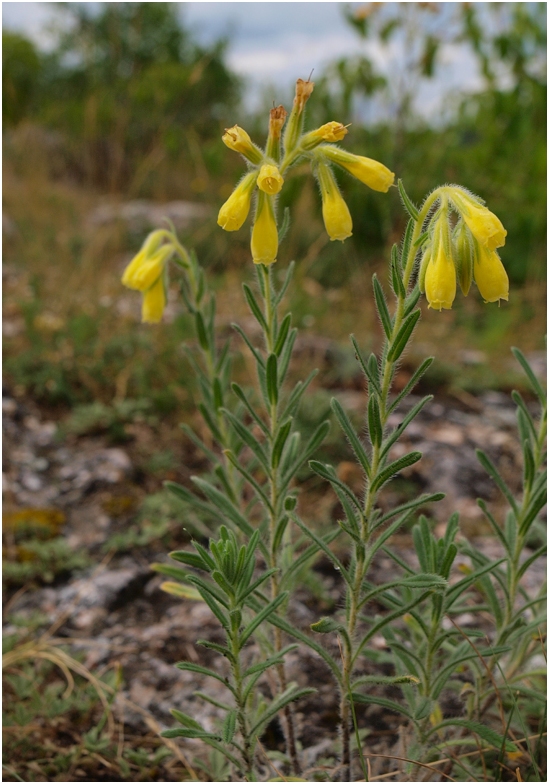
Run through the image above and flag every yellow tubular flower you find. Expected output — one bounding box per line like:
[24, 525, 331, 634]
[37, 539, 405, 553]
[121, 230, 165, 289]
[319, 146, 394, 193]
[317, 162, 352, 242]
[473, 245, 509, 303]
[449, 189, 507, 250]
[141, 275, 167, 323]
[425, 224, 456, 310]
[222, 125, 263, 165]
[257, 164, 284, 195]
[251, 192, 278, 265]
[453, 221, 474, 296]
[217, 172, 258, 231]
[300, 121, 348, 150]
[123, 245, 174, 292]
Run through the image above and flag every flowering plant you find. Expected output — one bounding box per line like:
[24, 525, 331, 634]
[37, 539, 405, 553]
[121, 77, 545, 782]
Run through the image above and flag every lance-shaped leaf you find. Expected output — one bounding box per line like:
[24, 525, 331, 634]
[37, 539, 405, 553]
[425, 719, 517, 752]
[373, 492, 444, 531]
[400, 218, 415, 272]
[444, 558, 506, 606]
[387, 310, 420, 363]
[368, 394, 383, 447]
[381, 395, 433, 459]
[176, 661, 233, 687]
[280, 370, 318, 419]
[398, 179, 420, 222]
[159, 582, 203, 600]
[243, 283, 268, 332]
[274, 313, 292, 356]
[476, 449, 519, 516]
[352, 674, 420, 688]
[388, 356, 434, 414]
[250, 686, 316, 738]
[221, 409, 269, 473]
[372, 274, 392, 339]
[281, 421, 331, 487]
[403, 285, 421, 318]
[512, 346, 545, 403]
[239, 592, 287, 646]
[191, 476, 255, 536]
[371, 451, 422, 493]
[272, 418, 293, 469]
[222, 710, 237, 745]
[275, 260, 295, 305]
[278, 327, 298, 386]
[391, 244, 406, 298]
[151, 561, 198, 581]
[476, 499, 511, 556]
[350, 335, 381, 395]
[266, 353, 278, 407]
[231, 383, 269, 436]
[232, 322, 265, 368]
[331, 398, 371, 477]
[223, 449, 273, 513]
[351, 692, 414, 721]
[292, 515, 349, 583]
[309, 460, 363, 511]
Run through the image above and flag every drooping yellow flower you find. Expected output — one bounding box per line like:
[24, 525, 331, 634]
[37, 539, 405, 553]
[319, 146, 394, 193]
[122, 245, 174, 292]
[121, 230, 165, 289]
[257, 164, 284, 195]
[300, 121, 348, 150]
[222, 125, 263, 165]
[217, 172, 258, 231]
[424, 224, 456, 310]
[453, 220, 474, 296]
[317, 162, 352, 242]
[473, 244, 509, 303]
[449, 189, 507, 250]
[141, 275, 167, 324]
[251, 192, 278, 265]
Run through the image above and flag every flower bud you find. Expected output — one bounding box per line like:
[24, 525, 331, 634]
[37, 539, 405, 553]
[141, 276, 167, 324]
[453, 220, 474, 296]
[300, 121, 348, 150]
[473, 245, 509, 303]
[257, 164, 284, 195]
[317, 162, 352, 242]
[449, 188, 507, 250]
[319, 146, 394, 192]
[222, 125, 263, 165]
[251, 192, 278, 265]
[217, 172, 258, 231]
[283, 77, 315, 153]
[424, 221, 456, 310]
[266, 105, 288, 160]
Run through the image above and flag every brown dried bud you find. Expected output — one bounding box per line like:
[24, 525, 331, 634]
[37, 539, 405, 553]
[293, 78, 315, 112]
[269, 105, 288, 139]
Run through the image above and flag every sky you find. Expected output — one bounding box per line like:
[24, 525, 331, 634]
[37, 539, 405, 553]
[2, 2, 487, 119]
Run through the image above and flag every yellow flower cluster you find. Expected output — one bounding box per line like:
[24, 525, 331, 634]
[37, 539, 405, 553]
[419, 186, 508, 310]
[217, 77, 395, 265]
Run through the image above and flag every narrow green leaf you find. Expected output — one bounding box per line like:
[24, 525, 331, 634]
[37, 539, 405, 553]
[391, 244, 406, 298]
[351, 692, 413, 720]
[197, 639, 235, 662]
[175, 661, 231, 686]
[374, 492, 444, 529]
[352, 674, 419, 688]
[277, 327, 298, 386]
[426, 719, 517, 752]
[151, 562, 194, 581]
[388, 357, 434, 413]
[232, 323, 265, 368]
[400, 218, 415, 270]
[372, 274, 392, 339]
[221, 409, 269, 473]
[170, 708, 203, 730]
[387, 310, 420, 363]
[275, 260, 295, 305]
[350, 335, 380, 394]
[476, 449, 519, 516]
[476, 499, 511, 555]
[274, 313, 292, 356]
[368, 394, 383, 447]
[223, 449, 274, 512]
[397, 179, 420, 221]
[243, 283, 268, 331]
[512, 346, 545, 403]
[239, 592, 287, 646]
[272, 418, 292, 469]
[331, 398, 371, 477]
[231, 383, 269, 436]
[167, 551, 207, 571]
[195, 311, 209, 351]
[198, 402, 223, 443]
[191, 476, 255, 536]
[381, 395, 432, 459]
[292, 515, 350, 583]
[243, 645, 298, 679]
[309, 460, 363, 511]
[371, 451, 422, 492]
[250, 686, 316, 737]
[266, 353, 278, 407]
[523, 438, 535, 489]
[403, 285, 421, 317]
[162, 728, 221, 740]
[511, 390, 538, 441]
[222, 710, 237, 745]
[281, 370, 318, 420]
[272, 514, 290, 552]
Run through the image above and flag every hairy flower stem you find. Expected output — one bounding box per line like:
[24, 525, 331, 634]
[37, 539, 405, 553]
[338, 192, 440, 780]
[259, 264, 302, 776]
